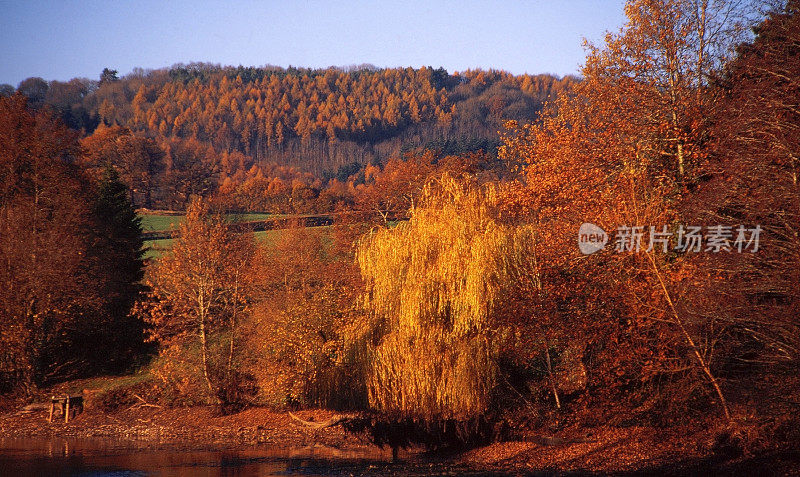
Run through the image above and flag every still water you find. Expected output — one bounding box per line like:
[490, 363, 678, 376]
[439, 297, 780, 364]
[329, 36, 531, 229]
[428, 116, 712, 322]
[0, 438, 505, 476]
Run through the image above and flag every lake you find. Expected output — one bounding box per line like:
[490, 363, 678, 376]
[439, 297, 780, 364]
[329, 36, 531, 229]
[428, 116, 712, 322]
[0, 438, 507, 476]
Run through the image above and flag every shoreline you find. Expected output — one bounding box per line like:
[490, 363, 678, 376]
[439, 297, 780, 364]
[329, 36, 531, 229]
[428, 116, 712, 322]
[3, 404, 800, 474]
[0, 406, 373, 451]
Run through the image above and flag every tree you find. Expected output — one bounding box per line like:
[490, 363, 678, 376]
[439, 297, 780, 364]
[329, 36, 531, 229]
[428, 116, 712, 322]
[580, 0, 757, 179]
[247, 224, 364, 409]
[0, 94, 99, 393]
[45, 79, 93, 130]
[88, 166, 147, 370]
[354, 150, 488, 224]
[100, 68, 119, 85]
[160, 138, 220, 209]
[699, 0, 800, 377]
[355, 152, 434, 224]
[496, 0, 765, 422]
[355, 174, 535, 421]
[142, 199, 256, 409]
[80, 125, 164, 208]
[16, 77, 48, 109]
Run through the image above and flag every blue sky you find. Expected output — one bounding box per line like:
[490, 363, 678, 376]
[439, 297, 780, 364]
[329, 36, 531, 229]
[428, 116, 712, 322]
[0, 0, 627, 86]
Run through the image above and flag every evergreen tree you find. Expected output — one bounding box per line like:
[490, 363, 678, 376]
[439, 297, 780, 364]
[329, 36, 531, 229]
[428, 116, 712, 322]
[90, 165, 148, 371]
[100, 68, 119, 85]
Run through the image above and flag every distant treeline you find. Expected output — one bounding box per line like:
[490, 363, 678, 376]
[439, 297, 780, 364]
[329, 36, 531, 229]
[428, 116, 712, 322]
[1, 66, 574, 211]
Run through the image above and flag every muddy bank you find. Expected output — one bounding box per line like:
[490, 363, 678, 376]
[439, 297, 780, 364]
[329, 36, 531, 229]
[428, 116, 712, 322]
[2, 404, 799, 475]
[0, 405, 375, 453]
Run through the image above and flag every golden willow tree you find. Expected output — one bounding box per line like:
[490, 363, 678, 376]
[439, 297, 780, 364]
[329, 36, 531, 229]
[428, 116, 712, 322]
[355, 174, 536, 420]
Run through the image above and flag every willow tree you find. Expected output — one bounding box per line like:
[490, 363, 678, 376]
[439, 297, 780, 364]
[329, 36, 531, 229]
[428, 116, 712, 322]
[356, 174, 531, 420]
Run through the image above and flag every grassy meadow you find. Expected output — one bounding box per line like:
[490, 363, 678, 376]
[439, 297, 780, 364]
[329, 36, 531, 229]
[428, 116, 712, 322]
[139, 212, 275, 233]
[139, 211, 331, 259]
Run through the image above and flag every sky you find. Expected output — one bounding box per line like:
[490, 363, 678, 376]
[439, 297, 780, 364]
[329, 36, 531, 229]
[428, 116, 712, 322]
[0, 0, 628, 87]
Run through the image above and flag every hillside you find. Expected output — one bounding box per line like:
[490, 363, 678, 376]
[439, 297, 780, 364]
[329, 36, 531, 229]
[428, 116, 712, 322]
[26, 65, 574, 165]
[9, 66, 574, 210]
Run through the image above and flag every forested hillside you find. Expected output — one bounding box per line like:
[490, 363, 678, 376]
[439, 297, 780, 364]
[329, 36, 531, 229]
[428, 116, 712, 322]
[3, 66, 573, 210]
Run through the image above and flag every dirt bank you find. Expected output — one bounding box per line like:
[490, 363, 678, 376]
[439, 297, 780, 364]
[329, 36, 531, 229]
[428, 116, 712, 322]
[2, 401, 798, 475]
[0, 405, 374, 452]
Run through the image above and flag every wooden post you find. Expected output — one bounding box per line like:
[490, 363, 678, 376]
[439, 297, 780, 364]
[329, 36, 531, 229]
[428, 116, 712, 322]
[48, 396, 54, 423]
[64, 396, 70, 424]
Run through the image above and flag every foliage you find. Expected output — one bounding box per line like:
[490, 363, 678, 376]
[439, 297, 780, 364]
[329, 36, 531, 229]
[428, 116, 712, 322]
[246, 225, 365, 409]
[0, 94, 145, 393]
[86, 166, 148, 371]
[139, 198, 258, 411]
[356, 174, 538, 420]
[496, 0, 792, 426]
[80, 125, 164, 208]
[577, 0, 756, 180]
[89, 65, 569, 173]
[0, 95, 94, 393]
[695, 0, 800, 408]
[17, 66, 574, 210]
[3, 2, 799, 460]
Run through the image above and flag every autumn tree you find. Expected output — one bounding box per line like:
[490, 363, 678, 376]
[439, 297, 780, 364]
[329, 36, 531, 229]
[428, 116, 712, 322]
[142, 199, 257, 410]
[355, 174, 539, 422]
[160, 138, 220, 209]
[0, 94, 99, 392]
[497, 0, 764, 422]
[355, 153, 435, 224]
[247, 224, 364, 409]
[693, 0, 800, 401]
[80, 125, 164, 208]
[60, 64, 570, 177]
[354, 150, 493, 224]
[580, 0, 757, 179]
[28, 64, 576, 208]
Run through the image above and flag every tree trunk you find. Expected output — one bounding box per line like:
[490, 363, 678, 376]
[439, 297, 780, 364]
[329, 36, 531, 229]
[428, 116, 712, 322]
[544, 342, 561, 410]
[228, 271, 239, 375]
[644, 251, 732, 422]
[199, 318, 213, 391]
[198, 289, 216, 399]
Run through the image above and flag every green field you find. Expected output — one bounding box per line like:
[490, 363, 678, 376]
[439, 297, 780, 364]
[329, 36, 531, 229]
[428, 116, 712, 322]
[139, 212, 275, 233]
[141, 211, 278, 260]
[143, 225, 332, 260]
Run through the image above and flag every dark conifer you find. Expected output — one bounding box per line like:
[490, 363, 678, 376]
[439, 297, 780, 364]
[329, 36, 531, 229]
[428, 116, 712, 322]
[90, 165, 148, 371]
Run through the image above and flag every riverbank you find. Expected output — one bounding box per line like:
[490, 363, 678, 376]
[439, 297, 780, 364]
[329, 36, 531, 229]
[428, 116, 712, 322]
[1, 405, 373, 452]
[3, 402, 799, 475]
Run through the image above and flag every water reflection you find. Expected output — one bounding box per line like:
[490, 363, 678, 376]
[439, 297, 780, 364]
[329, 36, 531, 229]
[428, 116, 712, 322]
[0, 438, 501, 476]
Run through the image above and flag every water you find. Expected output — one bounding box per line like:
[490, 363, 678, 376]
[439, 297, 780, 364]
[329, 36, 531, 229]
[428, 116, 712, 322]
[0, 438, 505, 476]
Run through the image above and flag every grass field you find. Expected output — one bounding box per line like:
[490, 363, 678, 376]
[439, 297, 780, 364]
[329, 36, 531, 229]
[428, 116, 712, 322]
[140, 211, 279, 259]
[143, 225, 333, 260]
[139, 212, 275, 233]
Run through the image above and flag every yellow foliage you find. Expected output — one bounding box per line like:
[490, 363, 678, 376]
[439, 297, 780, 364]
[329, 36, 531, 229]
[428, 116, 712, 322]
[356, 174, 534, 419]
